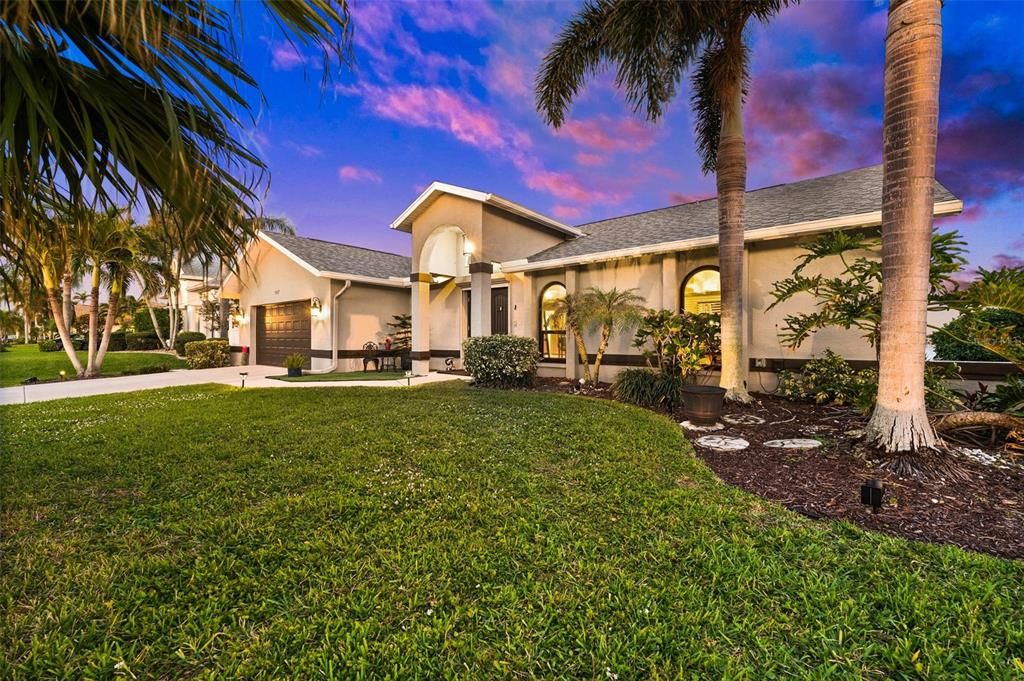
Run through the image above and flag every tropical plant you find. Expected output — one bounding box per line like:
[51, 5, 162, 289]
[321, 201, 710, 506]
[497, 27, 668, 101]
[579, 287, 645, 384]
[253, 216, 298, 236]
[0, 308, 22, 339]
[549, 292, 597, 384]
[462, 335, 540, 389]
[537, 0, 793, 402]
[283, 353, 307, 370]
[932, 309, 1024, 362]
[944, 266, 1024, 369]
[612, 368, 685, 410]
[388, 314, 413, 351]
[768, 229, 966, 354]
[632, 310, 721, 383]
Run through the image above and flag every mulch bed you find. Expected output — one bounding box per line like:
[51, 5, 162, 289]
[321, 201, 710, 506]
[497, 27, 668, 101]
[532, 378, 1024, 560]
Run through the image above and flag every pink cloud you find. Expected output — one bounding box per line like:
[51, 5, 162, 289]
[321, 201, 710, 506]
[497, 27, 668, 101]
[992, 254, 1024, 270]
[487, 51, 532, 99]
[521, 168, 627, 204]
[285, 142, 323, 158]
[409, 0, 496, 35]
[270, 42, 307, 71]
[338, 165, 382, 183]
[669, 192, 712, 205]
[557, 115, 658, 152]
[575, 152, 607, 167]
[551, 204, 584, 220]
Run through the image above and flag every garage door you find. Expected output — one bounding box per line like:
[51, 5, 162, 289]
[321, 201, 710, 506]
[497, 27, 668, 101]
[255, 301, 311, 367]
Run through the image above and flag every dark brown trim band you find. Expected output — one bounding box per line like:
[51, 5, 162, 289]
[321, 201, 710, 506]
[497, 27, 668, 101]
[584, 353, 647, 367]
[468, 261, 494, 274]
[430, 349, 461, 358]
[749, 358, 1019, 382]
[410, 272, 433, 283]
[409, 351, 431, 361]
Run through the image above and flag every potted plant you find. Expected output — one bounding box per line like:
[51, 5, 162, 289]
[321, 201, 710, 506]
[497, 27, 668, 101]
[283, 353, 305, 377]
[675, 313, 726, 425]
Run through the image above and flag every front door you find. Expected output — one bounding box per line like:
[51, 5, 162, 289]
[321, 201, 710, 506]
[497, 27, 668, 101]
[491, 287, 509, 335]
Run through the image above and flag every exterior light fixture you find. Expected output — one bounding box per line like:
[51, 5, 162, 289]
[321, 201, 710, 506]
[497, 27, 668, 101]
[860, 478, 884, 514]
[463, 239, 475, 257]
[59, 370, 66, 380]
[405, 369, 413, 386]
[311, 297, 323, 319]
[239, 371, 248, 388]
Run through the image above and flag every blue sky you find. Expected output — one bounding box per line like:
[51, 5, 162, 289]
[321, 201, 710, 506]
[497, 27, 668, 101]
[239, 0, 1024, 274]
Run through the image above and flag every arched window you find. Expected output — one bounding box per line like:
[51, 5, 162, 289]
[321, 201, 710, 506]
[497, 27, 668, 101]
[539, 283, 567, 359]
[680, 267, 721, 314]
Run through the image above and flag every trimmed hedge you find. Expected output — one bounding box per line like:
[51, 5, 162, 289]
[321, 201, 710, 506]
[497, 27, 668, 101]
[107, 329, 127, 352]
[185, 340, 229, 369]
[38, 339, 58, 352]
[175, 331, 206, 357]
[126, 332, 161, 351]
[462, 335, 539, 389]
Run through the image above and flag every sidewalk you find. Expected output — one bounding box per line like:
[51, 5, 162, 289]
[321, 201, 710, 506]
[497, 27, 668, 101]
[0, 365, 469, 405]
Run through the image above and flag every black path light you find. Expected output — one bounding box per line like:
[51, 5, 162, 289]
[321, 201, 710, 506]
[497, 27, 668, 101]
[861, 478, 885, 514]
[239, 371, 248, 388]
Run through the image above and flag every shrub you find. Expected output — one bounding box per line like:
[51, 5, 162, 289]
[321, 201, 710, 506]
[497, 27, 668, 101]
[778, 350, 961, 412]
[977, 374, 1024, 416]
[174, 331, 206, 357]
[283, 353, 306, 370]
[185, 340, 229, 369]
[107, 329, 127, 352]
[38, 339, 58, 352]
[133, 308, 181, 337]
[462, 335, 539, 389]
[931, 309, 1024, 362]
[126, 332, 161, 351]
[632, 310, 720, 381]
[612, 368, 685, 410]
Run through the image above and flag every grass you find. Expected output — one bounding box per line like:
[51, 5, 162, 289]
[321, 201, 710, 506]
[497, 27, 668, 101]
[268, 370, 407, 382]
[0, 343, 186, 387]
[1, 382, 1022, 678]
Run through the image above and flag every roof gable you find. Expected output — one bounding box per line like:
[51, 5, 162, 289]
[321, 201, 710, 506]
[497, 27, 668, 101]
[260, 232, 410, 282]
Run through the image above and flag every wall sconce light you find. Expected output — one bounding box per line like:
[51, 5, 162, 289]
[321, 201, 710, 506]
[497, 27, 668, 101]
[311, 297, 325, 319]
[462, 239, 475, 257]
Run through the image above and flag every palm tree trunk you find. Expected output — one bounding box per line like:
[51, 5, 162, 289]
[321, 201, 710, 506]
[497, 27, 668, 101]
[592, 325, 611, 385]
[61, 271, 74, 332]
[570, 322, 592, 383]
[44, 269, 84, 376]
[22, 312, 31, 343]
[717, 83, 750, 403]
[147, 301, 168, 349]
[865, 0, 942, 458]
[94, 278, 122, 369]
[85, 264, 100, 376]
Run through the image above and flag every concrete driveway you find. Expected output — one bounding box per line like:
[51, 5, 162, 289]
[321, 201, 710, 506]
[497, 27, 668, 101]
[0, 365, 469, 405]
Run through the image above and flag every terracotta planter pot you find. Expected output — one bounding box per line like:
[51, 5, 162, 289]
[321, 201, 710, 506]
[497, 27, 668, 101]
[681, 384, 726, 425]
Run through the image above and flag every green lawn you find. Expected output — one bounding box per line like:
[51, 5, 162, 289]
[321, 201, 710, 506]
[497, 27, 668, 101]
[268, 370, 407, 382]
[1, 383, 1021, 678]
[0, 343, 186, 387]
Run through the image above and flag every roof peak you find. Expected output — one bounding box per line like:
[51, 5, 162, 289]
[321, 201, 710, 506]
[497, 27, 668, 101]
[267, 231, 408, 259]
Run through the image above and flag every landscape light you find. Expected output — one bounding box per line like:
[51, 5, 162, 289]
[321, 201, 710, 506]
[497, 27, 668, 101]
[59, 370, 66, 380]
[860, 479, 884, 514]
[239, 371, 248, 388]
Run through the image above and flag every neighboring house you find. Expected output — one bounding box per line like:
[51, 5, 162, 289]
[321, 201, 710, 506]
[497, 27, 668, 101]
[220, 233, 410, 370]
[396, 164, 961, 379]
[224, 164, 963, 381]
[178, 258, 219, 336]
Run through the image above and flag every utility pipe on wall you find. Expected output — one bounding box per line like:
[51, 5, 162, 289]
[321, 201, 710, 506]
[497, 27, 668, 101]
[307, 280, 351, 374]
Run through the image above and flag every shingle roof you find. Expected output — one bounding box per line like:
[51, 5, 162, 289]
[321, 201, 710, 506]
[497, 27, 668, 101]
[526, 165, 959, 263]
[266, 232, 410, 280]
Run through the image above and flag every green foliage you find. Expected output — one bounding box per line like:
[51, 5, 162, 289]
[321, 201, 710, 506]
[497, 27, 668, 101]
[37, 339, 58, 352]
[1, 384, 1021, 677]
[462, 335, 540, 388]
[107, 329, 127, 352]
[632, 310, 720, 381]
[932, 309, 1024, 362]
[125, 332, 160, 351]
[283, 353, 306, 370]
[769, 229, 967, 350]
[612, 368, 685, 410]
[942, 266, 1024, 370]
[0, 343, 186, 386]
[184, 340, 230, 369]
[174, 331, 206, 357]
[977, 375, 1024, 416]
[388, 314, 413, 351]
[778, 350, 961, 413]
[132, 308, 179, 339]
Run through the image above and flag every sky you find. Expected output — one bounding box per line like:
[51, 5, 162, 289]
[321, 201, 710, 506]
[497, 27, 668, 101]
[239, 0, 1024, 274]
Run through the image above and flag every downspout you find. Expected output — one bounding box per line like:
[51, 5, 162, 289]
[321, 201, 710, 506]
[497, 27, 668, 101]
[307, 280, 351, 374]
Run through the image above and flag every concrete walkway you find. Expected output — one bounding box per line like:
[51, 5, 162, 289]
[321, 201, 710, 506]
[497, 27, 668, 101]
[0, 365, 470, 405]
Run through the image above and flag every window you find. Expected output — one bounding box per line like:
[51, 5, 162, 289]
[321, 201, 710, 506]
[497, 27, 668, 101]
[681, 267, 721, 314]
[539, 283, 567, 359]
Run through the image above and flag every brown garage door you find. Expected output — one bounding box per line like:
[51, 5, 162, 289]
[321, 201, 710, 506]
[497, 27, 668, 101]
[255, 301, 311, 367]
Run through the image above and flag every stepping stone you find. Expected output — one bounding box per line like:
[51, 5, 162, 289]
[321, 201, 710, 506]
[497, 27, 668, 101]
[695, 435, 750, 451]
[764, 438, 821, 450]
[680, 420, 724, 432]
[722, 414, 766, 425]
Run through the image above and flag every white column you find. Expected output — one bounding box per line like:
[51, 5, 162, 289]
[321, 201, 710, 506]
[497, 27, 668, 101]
[564, 267, 579, 381]
[411, 273, 431, 375]
[661, 253, 679, 312]
[470, 262, 492, 337]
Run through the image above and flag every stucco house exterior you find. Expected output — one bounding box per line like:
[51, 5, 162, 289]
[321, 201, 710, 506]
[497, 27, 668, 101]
[220, 232, 410, 371]
[224, 164, 962, 382]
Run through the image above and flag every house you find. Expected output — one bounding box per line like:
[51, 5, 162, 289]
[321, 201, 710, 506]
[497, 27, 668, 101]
[220, 232, 410, 370]
[224, 164, 962, 381]
[397, 164, 961, 380]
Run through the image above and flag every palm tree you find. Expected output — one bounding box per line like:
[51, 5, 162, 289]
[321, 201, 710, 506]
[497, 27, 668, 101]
[254, 216, 298, 236]
[1, 1, 353, 260]
[536, 1, 790, 403]
[864, 0, 944, 465]
[551, 292, 597, 383]
[580, 287, 646, 383]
